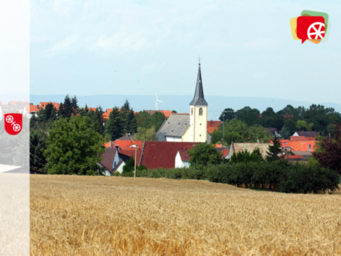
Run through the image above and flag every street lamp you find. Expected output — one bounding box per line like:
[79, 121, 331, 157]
[130, 143, 139, 177]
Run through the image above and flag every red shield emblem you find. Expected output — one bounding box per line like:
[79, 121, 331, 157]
[4, 113, 23, 135]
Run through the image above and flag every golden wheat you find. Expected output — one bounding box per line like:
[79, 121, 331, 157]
[30, 175, 341, 255]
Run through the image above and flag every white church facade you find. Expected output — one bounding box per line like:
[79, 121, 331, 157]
[157, 63, 211, 143]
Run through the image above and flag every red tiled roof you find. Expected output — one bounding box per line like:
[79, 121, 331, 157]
[103, 142, 114, 148]
[145, 110, 172, 119]
[8, 101, 29, 105]
[220, 148, 230, 158]
[290, 136, 315, 141]
[215, 144, 223, 148]
[26, 105, 39, 113]
[207, 120, 221, 134]
[39, 102, 60, 110]
[285, 155, 303, 160]
[140, 141, 197, 169]
[279, 139, 316, 152]
[115, 140, 142, 150]
[178, 149, 191, 162]
[119, 149, 142, 165]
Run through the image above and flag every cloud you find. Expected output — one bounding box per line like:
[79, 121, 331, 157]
[43, 35, 79, 57]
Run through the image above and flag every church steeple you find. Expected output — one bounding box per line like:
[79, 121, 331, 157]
[189, 63, 208, 106]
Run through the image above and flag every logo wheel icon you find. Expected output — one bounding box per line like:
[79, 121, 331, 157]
[13, 124, 21, 132]
[6, 115, 14, 123]
[307, 22, 325, 39]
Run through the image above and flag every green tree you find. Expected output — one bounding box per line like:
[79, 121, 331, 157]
[105, 107, 125, 140]
[122, 156, 135, 176]
[235, 106, 260, 126]
[134, 126, 158, 141]
[44, 115, 105, 175]
[71, 96, 79, 112]
[230, 149, 264, 164]
[219, 108, 235, 121]
[283, 118, 297, 136]
[188, 143, 223, 166]
[266, 135, 282, 162]
[36, 103, 57, 122]
[135, 111, 150, 127]
[58, 95, 74, 119]
[127, 109, 137, 134]
[143, 111, 166, 131]
[87, 107, 105, 135]
[30, 129, 47, 173]
[279, 126, 290, 139]
[248, 124, 272, 143]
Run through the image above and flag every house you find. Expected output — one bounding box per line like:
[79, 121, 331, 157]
[264, 128, 280, 137]
[216, 147, 230, 158]
[114, 139, 143, 150]
[99, 147, 122, 175]
[157, 63, 211, 143]
[280, 139, 316, 153]
[292, 131, 318, 138]
[207, 120, 222, 133]
[139, 141, 197, 169]
[0, 104, 17, 120]
[145, 110, 172, 119]
[175, 149, 191, 168]
[39, 102, 60, 110]
[24, 104, 39, 118]
[226, 143, 271, 159]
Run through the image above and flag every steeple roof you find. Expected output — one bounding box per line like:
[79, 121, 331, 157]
[190, 64, 208, 106]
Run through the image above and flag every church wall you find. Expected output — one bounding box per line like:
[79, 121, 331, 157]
[181, 126, 191, 142]
[192, 105, 207, 143]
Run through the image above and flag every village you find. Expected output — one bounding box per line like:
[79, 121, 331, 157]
[0, 63, 325, 176]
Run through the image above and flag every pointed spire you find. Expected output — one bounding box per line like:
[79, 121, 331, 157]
[190, 62, 208, 106]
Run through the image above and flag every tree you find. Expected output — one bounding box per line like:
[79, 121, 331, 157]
[71, 96, 79, 112]
[279, 126, 290, 139]
[210, 119, 271, 145]
[105, 107, 125, 140]
[283, 118, 297, 136]
[188, 143, 223, 166]
[266, 135, 282, 162]
[135, 111, 150, 127]
[122, 156, 135, 176]
[36, 103, 57, 122]
[30, 129, 47, 173]
[230, 149, 264, 164]
[235, 106, 260, 126]
[219, 108, 235, 121]
[58, 95, 74, 119]
[87, 107, 105, 135]
[44, 115, 105, 175]
[313, 122, 341, 174]
[121, 100, 130, 112]
[134, 126, 158, 141]
[143, 111, 166, 131]
[296, 120, 314, 131]
[127, 109, 137, 134]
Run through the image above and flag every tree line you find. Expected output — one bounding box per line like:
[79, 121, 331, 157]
[219, 104, 341, 138]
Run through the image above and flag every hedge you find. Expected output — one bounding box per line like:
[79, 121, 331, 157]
[130, 161, 340, 194]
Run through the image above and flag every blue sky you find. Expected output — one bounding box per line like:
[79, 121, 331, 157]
[31, 0, 341, 104]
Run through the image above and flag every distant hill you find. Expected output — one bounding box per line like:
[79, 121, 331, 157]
[26, 94, 341, 120]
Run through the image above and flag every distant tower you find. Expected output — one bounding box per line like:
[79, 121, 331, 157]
[189, 62, 208, 143]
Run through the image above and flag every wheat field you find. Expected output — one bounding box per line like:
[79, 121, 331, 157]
[30, 175, 341, 255]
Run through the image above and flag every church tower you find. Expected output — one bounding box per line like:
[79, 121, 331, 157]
[189, 62, 208, 143]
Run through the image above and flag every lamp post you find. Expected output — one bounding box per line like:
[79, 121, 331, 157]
[130, 143, 139, 177]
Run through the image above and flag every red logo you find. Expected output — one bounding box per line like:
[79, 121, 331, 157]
[297, 16, 325, 44]
[4, 113, 22, 135]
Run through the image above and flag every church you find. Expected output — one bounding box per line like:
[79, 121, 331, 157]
[157, 63, 211, 143]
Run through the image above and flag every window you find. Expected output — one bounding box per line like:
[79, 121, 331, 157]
[191, 108, 193, 115]
[199, 108, 203, 116]
[114, 162, 116, 167]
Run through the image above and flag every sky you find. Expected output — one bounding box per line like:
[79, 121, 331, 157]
[30, 0, 341, 104]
